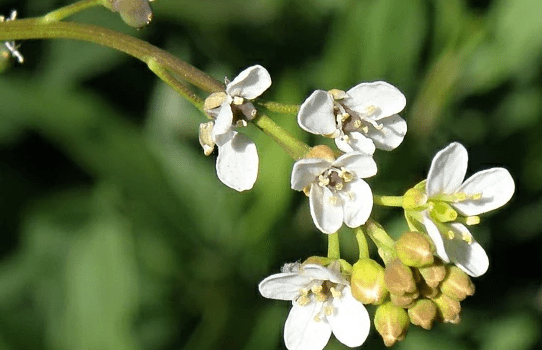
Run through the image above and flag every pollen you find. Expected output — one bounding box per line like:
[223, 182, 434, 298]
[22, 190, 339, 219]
[330, 287, 342, 298]
[324, 305, 334, 316]
[232, 96, 244, 105]
[335, 182, 344, 191]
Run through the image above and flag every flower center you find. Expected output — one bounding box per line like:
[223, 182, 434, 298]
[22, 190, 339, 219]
[335, 103, 383, 137]
[296, 280, 345, 321]
[317, 167, 353, 192]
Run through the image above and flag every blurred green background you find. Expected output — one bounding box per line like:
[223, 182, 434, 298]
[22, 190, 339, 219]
[0, 0, 541, 349]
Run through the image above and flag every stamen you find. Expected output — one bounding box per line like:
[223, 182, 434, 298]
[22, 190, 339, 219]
[465, 216, 480, 225]
[339, 168, 353, 182]
[462, 231, 473, 244]
[359, 115, 383, 130]
[446, 230, 455, 240]
[365, 105, 377, 116]
[335, 182, 344, 191]
[318, 175, 330, 187]
[328, 196, 339, 205]
[234, 120, 248, 128]
[324, 305, 334, 316]
[232, 96, 244, 105]
[330, 287, 342, 298]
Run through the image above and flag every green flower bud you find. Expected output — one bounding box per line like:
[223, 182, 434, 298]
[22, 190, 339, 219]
[440, 266, 475, 301]
[110, 0, 153, 28]
[402, 187, 427, 210]
[396, 231, 434, 267]
[374, 302, 410, 347]
[418, 258, 446, 288]
[0, 45, 13, 73]
[432, 293, 461, 324]
[408, 299, 438, 330]
[390, 291, 418, 308]
[384, 259, 417, 295]
[351, 258, 388, 305]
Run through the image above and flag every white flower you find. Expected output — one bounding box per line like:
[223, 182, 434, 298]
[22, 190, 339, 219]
[297, 82, 406, 154]
[259, 263, 370, 350]
[1, 11, 24, 63]
[200, 65, 271, 191]
[291, 151, 377, 234]
[416, 142, 515, 277]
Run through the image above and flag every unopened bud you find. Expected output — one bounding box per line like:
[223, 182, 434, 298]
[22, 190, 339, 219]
[396, 231, 434, 267]
[433, 293, 461, 324]
[384, 259, 417, 295]
[408, 299, 438, 330]
[374, 302, 410, 347]
[440, 266, 475, 301]
[328, 88, 348, 100]
[305, 145, 335, 162]
[418, 258, 446, 288]
[351, 259, 388, 305]
[402, 187, 428, 209]
[204, 92, 228, 113]
[418, 280, 439, 298]
[390, 291, 418, 308]
[110, 0, 153, 28]
[0, 45, 13, 72]
[198, 122, 215, 156]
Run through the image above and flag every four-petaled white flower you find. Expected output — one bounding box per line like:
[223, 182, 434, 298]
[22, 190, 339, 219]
[259, 263, 370, 350]
[418, 142, 515, 277]
[297, 82, 407, 155]
[291, 151, 377, 234]
[200, 65, 271, 191]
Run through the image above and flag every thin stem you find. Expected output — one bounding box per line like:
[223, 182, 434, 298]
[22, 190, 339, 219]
[354, 227, 369, 260]
[253, 114, 311, 160]
[373, 194, 403, 207]
[254, 100, 300, 114]
[0, 19, 224, 93]
[147, 59, 204, 112]
[364, 219, 396, 265]
[42, 0, 103, 22]
[327, 232, 340, 260]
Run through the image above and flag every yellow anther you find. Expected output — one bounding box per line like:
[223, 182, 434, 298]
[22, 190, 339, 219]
[462, 232, 473, 244]
[314, 314, 322, 322]
[341, 170, 353, 183]
[311, 285, 323, 294]
[335, 183, 344, 191]
[232, 96, 244, 105]
[353, 120, 362, 128]
[361, 125, 369, 133]
[340, 113, 350, 123]
[365, 105, 376, 115]
[330, 287, 342, 298]
[303, 187, 311, 197]
[446, 230, 455, 240]
[471, 193, 482, 200]
[297, 295, 310, 306]
[324, 305, 334, 316]
[465, 216, 480, 225]
[318, 175, 330, 187]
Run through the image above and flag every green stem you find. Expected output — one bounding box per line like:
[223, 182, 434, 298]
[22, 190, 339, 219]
[364, 219, 396, 265]
[327, 232, 340, 260]
[354, 227, 369, 260]
[254, 100, 300, 114]
[253, 114, 311, 160]
[373, 194, 403, 207]
[0, 19, 224, 93]
[147, 59, 204, 112]
[42, 0, 103, 22]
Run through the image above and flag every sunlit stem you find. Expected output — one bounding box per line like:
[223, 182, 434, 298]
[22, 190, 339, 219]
[254, 100, 300, 114]
[42, 0, 103, 23]
[354, 227, 369, 260]
[364, 219, 396, 265]
[253, 114, 311, 160]
[147, 59, 204, 112]
[327, 232, 340, 260]
[373, 194, 404, 207]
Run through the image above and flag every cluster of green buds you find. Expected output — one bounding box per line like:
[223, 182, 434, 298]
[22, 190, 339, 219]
[350, 231, 476, 346]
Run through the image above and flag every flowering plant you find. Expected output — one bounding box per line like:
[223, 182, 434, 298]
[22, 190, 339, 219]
[0, 1, 517, 349]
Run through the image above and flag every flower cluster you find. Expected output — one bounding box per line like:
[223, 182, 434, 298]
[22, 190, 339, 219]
[197, 65, 513, 349]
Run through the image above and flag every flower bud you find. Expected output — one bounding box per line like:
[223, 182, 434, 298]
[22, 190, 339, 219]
[110, 0, 153, 28]
[198, 122, 215, 156]
[402, 187, 427, 209]
[440, 266, 475, 301]
[384, 259, 417, 295]
[0, 45, 13, 72]
[408, 299, 438, 330]
[418, 280, 439, 298]
[390, 291, 418, 308]
[374, 302, 410, 347]
[396, 231, 434, 267]
[305, 145, 335, 162]
[418, 258, 446, 288]
[432, 293, 461, 324]
[351, 258, 388, 305]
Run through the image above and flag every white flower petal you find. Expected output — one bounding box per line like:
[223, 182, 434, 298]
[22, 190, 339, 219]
[291, 158, 331, 191]
[216, 132, 258, 191]
[343, 81, 406, 120]
[422, 211, 450, 263]
[327, 287, 370, 348]
[340, 179, 373, 228]
[335, 131, 376, 155]
[333, 152, 377, 179]
[364, 114, 407, 151]
[212, 101, 234, 145]
[298, 90, 337, 135]
[226, 65, 271, 100]
[259, 272, 313, 301]
[284, 300, 332, 350]
[453, 168, 515, 216]
[302, 264, 348, 285]
[426, 142, 468, 197]
[309, 183, 343, 234]
[445, 223, 489, 277]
